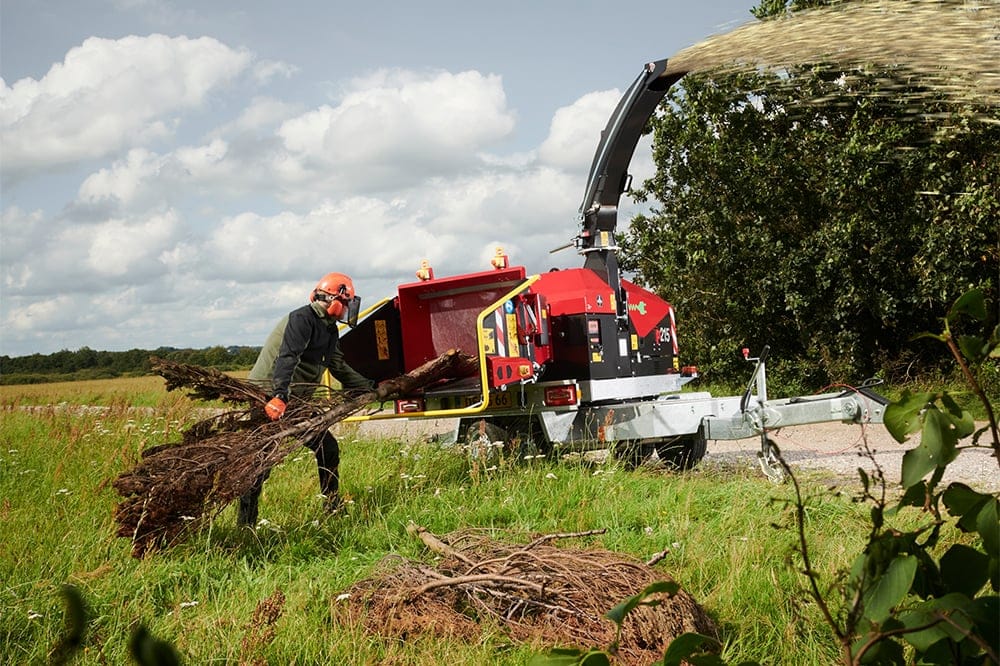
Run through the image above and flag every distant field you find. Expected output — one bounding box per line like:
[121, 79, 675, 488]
[0, 372, 248, 408]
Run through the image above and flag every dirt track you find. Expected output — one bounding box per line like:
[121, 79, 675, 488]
[339, 418, 1000, 494]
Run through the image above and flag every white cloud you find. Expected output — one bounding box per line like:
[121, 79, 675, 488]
[253, 60, 298, 85]
[1, 209, 183, 303]
[1, 51, 642, 356]
[538, 89, 622, 171]
[0, 34, 251, 179]
[214, 96, 301, 136]
[274, 68, 517, 194]
[77, 149, 164, 205]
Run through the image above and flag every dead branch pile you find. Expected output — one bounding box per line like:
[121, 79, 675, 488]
[113, 350, 476, 557]
[339, 524, 717, 665]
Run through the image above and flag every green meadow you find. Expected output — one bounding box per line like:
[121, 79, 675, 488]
[0, 377, 945, 664]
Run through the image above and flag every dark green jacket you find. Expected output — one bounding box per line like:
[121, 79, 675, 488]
[249, 301, 373, 400]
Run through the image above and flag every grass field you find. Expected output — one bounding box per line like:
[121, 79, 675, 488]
[0, 376, 950, 664]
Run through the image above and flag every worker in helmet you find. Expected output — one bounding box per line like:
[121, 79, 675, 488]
[238, 272, 374, 527]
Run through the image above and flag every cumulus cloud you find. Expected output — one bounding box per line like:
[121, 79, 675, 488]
[2, 208, 183, 300]
[538, 89, 622, 171]
[1, 38, 653, 355]
[0, 34, 251, 180]
[274, 68, 517, 194]
[253, 60, 298, 85]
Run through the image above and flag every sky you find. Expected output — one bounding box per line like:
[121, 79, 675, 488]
[0, 0, 757, 358]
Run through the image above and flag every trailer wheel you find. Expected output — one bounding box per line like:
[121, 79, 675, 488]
[611, 441, 655, 470]
[464, 421, 508, 464]
[462, 419, 549, 464]
[654, 431, 707, 471]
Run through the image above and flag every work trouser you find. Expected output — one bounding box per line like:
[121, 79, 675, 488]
[237, 430, 340, 526]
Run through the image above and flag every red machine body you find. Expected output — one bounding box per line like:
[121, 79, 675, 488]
[335, 58, 885, 473]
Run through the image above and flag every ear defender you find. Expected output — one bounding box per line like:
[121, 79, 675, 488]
[326, 299, 345, 318]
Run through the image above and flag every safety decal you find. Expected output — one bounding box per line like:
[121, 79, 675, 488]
[375, 320, 390, 360]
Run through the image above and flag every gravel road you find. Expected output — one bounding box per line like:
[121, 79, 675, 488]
[340, 418, 999, 494]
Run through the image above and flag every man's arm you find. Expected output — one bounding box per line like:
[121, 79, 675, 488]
[327, 342, 375, 392]
[271, 310, 313, 399]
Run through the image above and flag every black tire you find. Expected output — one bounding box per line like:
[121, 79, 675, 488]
[462, 418, 550, 464]
[654, 430, 707, 471]
[464, 421, 508, 464]
[611, 440, 656, 470]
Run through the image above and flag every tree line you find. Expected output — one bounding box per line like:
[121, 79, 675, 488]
[0, 346, 261, 385]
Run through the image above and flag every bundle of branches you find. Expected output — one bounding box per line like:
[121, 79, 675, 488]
[113, 350, 477, 557]
[340, 524, 717, 665]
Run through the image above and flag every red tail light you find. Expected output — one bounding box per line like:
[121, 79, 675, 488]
[395, 398, 424, 413]
[544, 385, 578, 407]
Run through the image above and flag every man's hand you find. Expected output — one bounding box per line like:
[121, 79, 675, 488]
[264, 396, 287, 421]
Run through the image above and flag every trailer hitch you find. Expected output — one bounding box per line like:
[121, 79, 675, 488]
[740, 345, 785, 483]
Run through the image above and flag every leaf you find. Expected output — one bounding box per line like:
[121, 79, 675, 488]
[943, 483, 992, 532]
[899, 593, 978, 652]
[901, 409, 956, 488]
[976, 498, 999, 557]
[948, 288, 987, 322]
[939, 393, 976, 439]
[528, 649, 588, 666]
[939, 544, 990, 596]
[884, 391, 933, 443]
[863, 555, 917, 623]
[605, 580, 678, 626]
[957, 335, 988, 364]
[896, 482, 926, 510]
[851, 634, 905, 665]
[661, 632, 723, 666]
[579, 651, 612, 666]
[901, 449, 938, 490]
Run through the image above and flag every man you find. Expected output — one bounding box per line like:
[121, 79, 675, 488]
[238, 271, 374, 527]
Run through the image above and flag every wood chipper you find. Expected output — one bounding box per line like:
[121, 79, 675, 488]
[337, 59, 887, 476]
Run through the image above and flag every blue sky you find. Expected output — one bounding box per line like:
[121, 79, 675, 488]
[1, 0, 756, 357]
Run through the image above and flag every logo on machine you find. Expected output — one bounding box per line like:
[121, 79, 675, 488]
[627, 300, 648, 315]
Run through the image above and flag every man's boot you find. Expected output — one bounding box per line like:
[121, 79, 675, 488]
[313, 432, 342, 514]
[238, 475, 266, 527]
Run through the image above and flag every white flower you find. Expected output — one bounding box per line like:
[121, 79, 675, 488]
[179, 601, 198, 608]
[545, 473, 557, 480]
[56, 488, 70, 495]
[335, 593, 351, 602]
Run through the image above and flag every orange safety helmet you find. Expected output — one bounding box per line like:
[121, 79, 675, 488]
[310, 272, 360, 325]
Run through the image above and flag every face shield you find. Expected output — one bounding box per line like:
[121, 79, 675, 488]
[339, 295, 361, 327]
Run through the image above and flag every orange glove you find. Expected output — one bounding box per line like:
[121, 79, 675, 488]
[264, 396, 287, 421]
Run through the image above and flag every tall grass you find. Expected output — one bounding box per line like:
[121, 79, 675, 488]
[1, 382, 934, 665]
